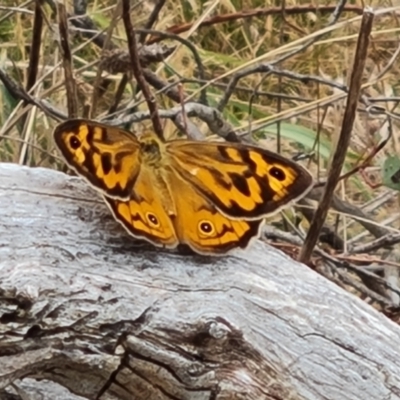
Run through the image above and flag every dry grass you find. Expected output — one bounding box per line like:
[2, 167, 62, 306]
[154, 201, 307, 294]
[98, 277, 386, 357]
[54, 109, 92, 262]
[1, 0, 400, 258]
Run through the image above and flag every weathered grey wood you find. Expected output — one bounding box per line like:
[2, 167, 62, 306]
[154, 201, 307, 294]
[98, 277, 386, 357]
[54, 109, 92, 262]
[0, 162, 400, 400]
[0, 378, 87, 400]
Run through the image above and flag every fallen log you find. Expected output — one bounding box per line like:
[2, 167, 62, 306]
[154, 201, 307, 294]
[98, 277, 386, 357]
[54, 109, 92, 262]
[0, 162, 399, 400]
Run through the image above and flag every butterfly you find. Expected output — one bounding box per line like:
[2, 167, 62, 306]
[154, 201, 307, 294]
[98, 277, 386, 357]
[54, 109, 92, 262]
[53, 119, 313, 255]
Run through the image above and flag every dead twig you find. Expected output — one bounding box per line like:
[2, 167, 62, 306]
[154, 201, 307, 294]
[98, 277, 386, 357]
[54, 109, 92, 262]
[139, 0, 167, 43]
[146, 5, 364, 44]
[89, 1, 123, 118]
[121, 0, 163, 140]
[57, 2, 78, 118]
[299, 8, 375, 264]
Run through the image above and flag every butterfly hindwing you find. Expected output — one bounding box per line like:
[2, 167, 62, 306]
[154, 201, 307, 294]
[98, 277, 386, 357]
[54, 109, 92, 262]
[168, 170, 264, 254]
[103, 162, 264, 255]
[53, 119, 142, 200]
[167, 140, 313, 220]
[103, 167, 178, 248]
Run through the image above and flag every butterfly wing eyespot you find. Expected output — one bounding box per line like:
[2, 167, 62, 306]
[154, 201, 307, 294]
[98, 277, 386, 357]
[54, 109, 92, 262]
[146, 212, 160, 227]
[198, 220, 215, 236]
[167, 140, 313, 220]
[269, 166, 286, 181]
[53, 119, 142, 200]
[69, 135, 81, 150]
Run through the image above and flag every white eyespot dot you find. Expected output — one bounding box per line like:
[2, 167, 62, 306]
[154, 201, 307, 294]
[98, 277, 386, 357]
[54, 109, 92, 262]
[190, 168, 199, 176]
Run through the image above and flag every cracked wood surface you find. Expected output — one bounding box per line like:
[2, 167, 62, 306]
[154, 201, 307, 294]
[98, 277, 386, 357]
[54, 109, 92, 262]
[0, 162, 400, 400]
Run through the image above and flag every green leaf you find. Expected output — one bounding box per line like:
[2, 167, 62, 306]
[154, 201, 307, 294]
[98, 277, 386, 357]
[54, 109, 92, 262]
[382, 155, 400, 191]
[258, 123, 359, 166]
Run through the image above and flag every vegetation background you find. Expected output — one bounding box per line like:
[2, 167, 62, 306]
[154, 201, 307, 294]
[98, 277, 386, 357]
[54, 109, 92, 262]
[0, 0, 399, 264]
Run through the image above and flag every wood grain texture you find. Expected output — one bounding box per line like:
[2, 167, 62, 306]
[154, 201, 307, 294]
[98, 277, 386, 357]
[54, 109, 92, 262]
[0, 162, 400, 400]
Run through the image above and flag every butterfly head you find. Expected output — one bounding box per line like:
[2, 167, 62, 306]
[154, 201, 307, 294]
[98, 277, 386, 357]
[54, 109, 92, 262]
[138, 132, 167, 167]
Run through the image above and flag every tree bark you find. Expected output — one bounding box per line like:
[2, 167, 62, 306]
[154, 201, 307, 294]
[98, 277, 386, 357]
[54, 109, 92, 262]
[0, 162, 399, 400]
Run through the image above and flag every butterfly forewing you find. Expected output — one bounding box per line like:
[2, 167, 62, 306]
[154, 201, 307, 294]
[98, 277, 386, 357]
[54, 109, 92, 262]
[53, 119, 142, 200]
[167, 140, 313, 220]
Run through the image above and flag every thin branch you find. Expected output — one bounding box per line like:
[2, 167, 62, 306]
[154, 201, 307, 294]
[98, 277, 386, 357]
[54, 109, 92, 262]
[139, 28, 208, 105]
[139, 0, 167, 43]
[108, 74, 129, 115]
[89, 1, 122, 118]
[0, 69, 237, 141]
[350, 234, 400, 254]
[0, 69, 53, 116]
[299, 9, 375, 264]
[26, 0, 43, 95]
[146, 5, 364, 44]
[99, 28, 208, 106]
[121, 0, 163, 140]
[57, 2, 78, 118]
[17, 0, 45, 165]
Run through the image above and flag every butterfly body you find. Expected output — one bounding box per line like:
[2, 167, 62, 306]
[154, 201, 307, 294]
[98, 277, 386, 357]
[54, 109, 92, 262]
[54, 119, 313, 255]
